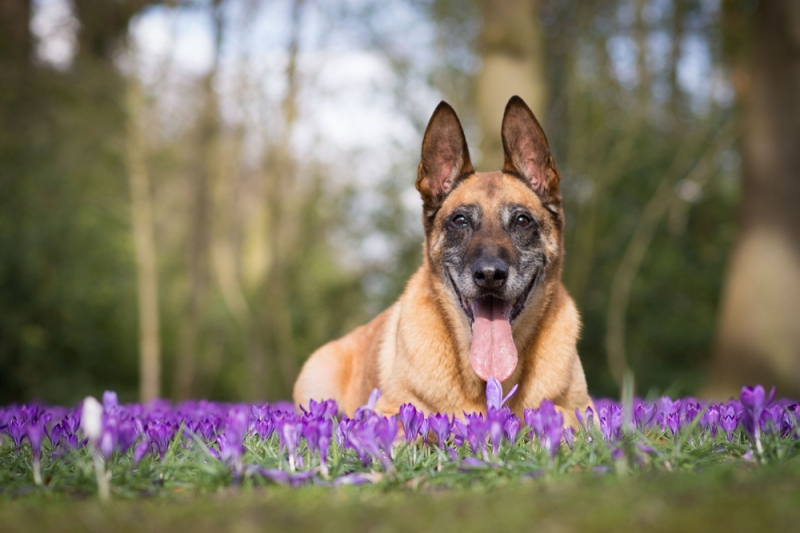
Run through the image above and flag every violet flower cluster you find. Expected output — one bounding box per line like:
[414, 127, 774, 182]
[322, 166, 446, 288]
[1, 383, 799, 491]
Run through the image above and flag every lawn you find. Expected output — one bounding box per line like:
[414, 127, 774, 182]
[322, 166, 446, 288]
[2, 465, 799, 532]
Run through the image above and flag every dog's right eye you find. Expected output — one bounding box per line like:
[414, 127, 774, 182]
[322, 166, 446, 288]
[451, 214, 469, 228]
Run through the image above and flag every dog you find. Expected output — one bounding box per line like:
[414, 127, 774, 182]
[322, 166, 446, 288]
[294, 96, 592, 423]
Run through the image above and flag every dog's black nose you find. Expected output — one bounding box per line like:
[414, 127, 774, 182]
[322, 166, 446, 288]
[472, 258, 508, 289]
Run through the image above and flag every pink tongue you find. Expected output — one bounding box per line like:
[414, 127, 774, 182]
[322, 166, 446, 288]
[469, 297, 518, 382]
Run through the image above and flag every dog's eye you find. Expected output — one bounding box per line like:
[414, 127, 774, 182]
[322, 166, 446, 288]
[515, 215, 532, 228]
[451, 214, 469, 228]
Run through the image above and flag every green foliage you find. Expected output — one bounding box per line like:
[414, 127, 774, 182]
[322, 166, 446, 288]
[538, 0, 739, 398]
[0, 65, 139, 404]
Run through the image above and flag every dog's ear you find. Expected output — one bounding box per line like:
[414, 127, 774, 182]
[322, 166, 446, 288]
[416, 102, 474, 214]
[501, 96, 560, 202]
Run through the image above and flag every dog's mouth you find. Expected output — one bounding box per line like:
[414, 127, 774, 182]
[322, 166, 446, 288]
[446, 272, 538, 382]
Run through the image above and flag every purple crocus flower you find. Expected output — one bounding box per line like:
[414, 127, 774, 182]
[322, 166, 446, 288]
[343, 417, 387, 468]
[303, 417, 321, 455]
[761, 405, 783, 435]
[656, 397, 680, 431]
[562, 426, 575, 450]
[195, 418, 218, 442]
[304, 399, 338, 419]
[7, 417, 24, 448]
[353, 389, 382, 421]
[596, 404, 623, 441]
[49, 414, 81, 454]
[667, 412, 680, 436]
[317, 417, 333, 475]
[275, 414, 303, 471]
[634, 402, 656, 431]
[720, 405, 738, 441]
[610, 405, 623, 438]
[338, 419, 365, 463]
[485, 377, 518, 411]
[739, 385, 774, 438]
[375, 415, 398, 457]
[452, 419, 469, 447]
[26, 416, 47, 485]
[598, 409, 611, 441]
[524, 408, 545, 438]
[26, 417, 46, 461]
[585, 406, 595, 432]
[399, 403, 424, 444]
[146, 420, 174, 461]
[504, 415, 520, 444]
[251, 404, 270, 420]
[704, 405, 720, 438]
[253, 417, 274, 441]
[542, 410, 564, 458]
[99, 416, 118, 460]
[783, 404, 799, 438]
[258, 468, 317, 487]
[487, 409, 506, 455]
[117, 418, 138, 455]
[418, 417, 430, 446]
[429, 413, 452, 449]
[216, 407, 249, 474]
[102, 391, 119, 411]
[465, 412, 488, 459]
[49, 423, 64, 450]
[575, 407, 586, 430]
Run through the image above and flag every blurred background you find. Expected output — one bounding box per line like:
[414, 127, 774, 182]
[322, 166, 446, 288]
[1, 0, 798, 405]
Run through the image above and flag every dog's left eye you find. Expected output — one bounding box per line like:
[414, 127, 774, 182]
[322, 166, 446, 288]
[515, 215, 532, 228]
[451, 214, 469, 228]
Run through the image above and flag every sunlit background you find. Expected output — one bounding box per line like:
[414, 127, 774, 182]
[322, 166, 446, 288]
[2, 0, 797, 405]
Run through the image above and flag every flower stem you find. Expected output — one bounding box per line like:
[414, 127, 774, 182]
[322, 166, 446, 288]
[754, 428, 764, 459]
[93, 450, 110, 501]
[32, 458, 42, 486]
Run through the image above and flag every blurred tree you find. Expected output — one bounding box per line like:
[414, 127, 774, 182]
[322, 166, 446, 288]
[172, 0, 224, 400]
[72, 0, 162, 61]
[707, 0, 800, 399]
[476, 0, 546, 169]
[126, 70, 162, 402]
[71, 0, 166, 402]
[0, 0, 31, 66]
[255, 0, 306, 398]
[540, 0, 738, 398]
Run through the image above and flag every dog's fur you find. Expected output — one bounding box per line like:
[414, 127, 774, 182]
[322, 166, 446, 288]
[294, 96, 592, 422]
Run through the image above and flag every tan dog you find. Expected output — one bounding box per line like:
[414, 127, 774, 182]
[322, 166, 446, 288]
[294, 96, 592, 423]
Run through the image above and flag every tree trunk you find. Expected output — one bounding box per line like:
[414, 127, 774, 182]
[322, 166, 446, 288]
[0, 0, 31, 66]
[706, 0, 800, 399]
[126, 74, 161, 402]
[72, 0, 160, 61]
[248, 0, 305, 400]
[174, 0, 224, 400]
[476, 0, 546, 170]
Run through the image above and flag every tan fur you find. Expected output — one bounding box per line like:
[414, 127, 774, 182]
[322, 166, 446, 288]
[294, 169, 593, 422]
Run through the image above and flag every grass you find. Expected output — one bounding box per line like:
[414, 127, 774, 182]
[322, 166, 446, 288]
[1, 463, 799, 532]
[2, 428, 800, 532]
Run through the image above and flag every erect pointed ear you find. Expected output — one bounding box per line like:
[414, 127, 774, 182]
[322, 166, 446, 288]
[416, 101, 474, 214]
[501, 96, 560, 202]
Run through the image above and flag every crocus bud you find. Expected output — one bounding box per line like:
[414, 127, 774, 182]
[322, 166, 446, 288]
[102, 391, 119, 411]
[82, 396, 103, 444]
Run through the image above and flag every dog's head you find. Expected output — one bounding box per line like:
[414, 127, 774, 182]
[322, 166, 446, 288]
[416, 96, 564, 383]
